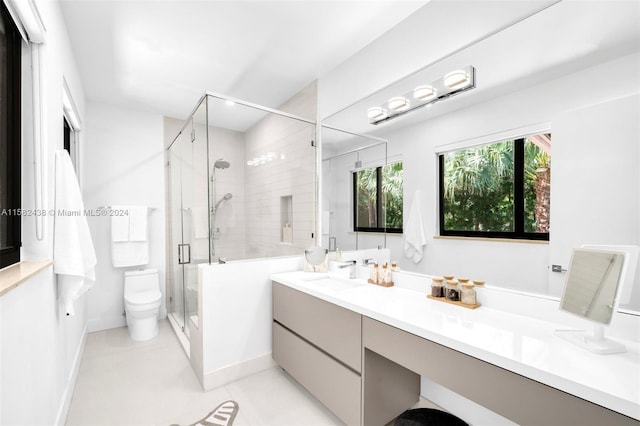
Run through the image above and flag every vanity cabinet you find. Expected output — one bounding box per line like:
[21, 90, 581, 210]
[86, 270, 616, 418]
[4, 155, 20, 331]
[272, 281, 362, 425]
[362, 317, 639, 426]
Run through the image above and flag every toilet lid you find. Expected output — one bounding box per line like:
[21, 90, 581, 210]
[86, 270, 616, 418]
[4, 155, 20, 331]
[126, 290, 161, 305]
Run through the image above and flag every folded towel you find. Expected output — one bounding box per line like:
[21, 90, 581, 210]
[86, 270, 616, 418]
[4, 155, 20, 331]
[53, 150, 97, 316]
[128, 206, 148, 242]
[110, 205, 150, 267]
[111, 206, 130, 242]
[111, 241, 149, 267]
[403, 190, 427, 263]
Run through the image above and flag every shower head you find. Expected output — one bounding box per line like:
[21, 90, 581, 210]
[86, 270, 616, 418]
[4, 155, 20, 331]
[213, 193, 233, 211]
[214, 159, 230, 169]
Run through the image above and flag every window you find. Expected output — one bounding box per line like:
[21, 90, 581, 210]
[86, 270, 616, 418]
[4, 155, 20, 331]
[439, 134, 550, 240]
[63, 116, 79, 172]
[353, 162, 403, 233]
[0, 3, 22, 269]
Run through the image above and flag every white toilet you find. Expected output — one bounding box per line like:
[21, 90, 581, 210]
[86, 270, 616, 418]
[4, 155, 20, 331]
[124, 269, 161, 341]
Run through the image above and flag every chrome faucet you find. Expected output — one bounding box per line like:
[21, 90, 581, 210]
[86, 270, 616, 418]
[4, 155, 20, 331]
[338, 260, 357, 279]
[362, 258, 375, 266]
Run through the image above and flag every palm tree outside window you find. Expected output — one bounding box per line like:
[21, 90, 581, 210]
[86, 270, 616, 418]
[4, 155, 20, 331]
[439, 134, 550, 240]
[353, 162, 403, 233]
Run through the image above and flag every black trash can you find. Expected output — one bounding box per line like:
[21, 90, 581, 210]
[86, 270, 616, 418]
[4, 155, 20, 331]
[395, 408, 468, 426]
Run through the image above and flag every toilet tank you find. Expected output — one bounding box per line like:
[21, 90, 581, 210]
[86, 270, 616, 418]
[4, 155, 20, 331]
[124, 269, 159, 295]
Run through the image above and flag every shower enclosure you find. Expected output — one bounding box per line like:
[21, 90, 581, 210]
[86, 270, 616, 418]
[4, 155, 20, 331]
[166, 92, 317, 342]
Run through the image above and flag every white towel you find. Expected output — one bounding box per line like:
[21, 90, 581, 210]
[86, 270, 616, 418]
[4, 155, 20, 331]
[128, 206, 148, 241]
[110, 206, 130, 242]
[53, 150, 97, 316]
[403, 190, 427, 263]
[111, 241, 149, 267]
[111, 205, 149, 267]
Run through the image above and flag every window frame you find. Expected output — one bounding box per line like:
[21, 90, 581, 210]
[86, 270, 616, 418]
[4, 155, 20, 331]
[0, 2, 22, 269]
[438, 137, 549, 241]
[352, 162, 403, 234]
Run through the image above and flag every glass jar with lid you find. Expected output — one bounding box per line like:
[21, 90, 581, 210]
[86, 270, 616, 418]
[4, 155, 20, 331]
[431, 277, 444, 297]
[460, 282, 477, 305]
[445, 280, 460, 301]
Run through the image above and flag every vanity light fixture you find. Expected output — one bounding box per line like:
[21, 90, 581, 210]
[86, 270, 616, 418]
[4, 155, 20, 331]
[368, 65, 476, 125]
[388, 96, 410, 112]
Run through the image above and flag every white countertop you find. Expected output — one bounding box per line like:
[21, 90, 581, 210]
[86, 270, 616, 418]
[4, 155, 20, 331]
[271, 271, 640, 421]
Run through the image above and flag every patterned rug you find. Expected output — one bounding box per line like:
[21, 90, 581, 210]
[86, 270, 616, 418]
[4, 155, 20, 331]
[171, 400, 239, 426]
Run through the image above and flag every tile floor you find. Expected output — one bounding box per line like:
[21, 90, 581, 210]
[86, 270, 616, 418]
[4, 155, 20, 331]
[66, 320, 344, 426]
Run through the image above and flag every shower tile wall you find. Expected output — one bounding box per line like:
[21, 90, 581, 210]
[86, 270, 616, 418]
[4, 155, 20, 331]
[208, 127, 246, 260]
[244, 83, 317, 258]
[189, 122, 246, 262]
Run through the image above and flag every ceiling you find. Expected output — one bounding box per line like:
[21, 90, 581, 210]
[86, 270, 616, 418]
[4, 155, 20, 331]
[59, 0, 428, 122]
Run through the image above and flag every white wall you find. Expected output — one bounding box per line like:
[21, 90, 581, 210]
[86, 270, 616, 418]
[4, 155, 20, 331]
[83, 102, 166, 332]
[549, 94, 639, 300]
[1, 1, 88, 424]
[195, 256, 303, 390]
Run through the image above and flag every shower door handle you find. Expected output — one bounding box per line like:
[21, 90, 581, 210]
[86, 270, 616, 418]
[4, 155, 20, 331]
[178, 243, 191, 264]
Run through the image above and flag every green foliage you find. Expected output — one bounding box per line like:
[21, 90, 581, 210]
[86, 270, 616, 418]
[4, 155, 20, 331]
[383, 163, 403, 229]
[355, 162, 403, 230]
[444, 141, 514, 231]
[443, 139, 549, 233]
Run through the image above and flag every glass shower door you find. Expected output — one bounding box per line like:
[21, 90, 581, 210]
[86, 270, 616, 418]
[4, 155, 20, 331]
[168, 99, 208, 342]
[168, 119, 191, 334]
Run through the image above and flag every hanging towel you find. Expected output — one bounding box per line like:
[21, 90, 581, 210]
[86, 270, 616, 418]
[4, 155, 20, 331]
[111, 206, 149, 267]
[53, 150, 97, 316]
[128, 206, 148, 241]
[110, 206, 130, 242]
[403, 190, 427, 263]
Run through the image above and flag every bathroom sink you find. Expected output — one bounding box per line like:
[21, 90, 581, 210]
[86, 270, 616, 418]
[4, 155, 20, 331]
[296, 272, 330, 281]
[308, 277, 366, 292]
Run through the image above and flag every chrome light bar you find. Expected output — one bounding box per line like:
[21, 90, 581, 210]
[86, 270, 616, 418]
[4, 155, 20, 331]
[368, 65, 476, 125]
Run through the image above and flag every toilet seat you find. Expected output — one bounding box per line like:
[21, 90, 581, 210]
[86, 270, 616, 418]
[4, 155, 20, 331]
[125, 290, 161, 310]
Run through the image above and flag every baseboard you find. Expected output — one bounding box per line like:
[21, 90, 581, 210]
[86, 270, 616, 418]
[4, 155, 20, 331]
[203, 353, 276, 391]
[55, 323, 88, 425]
[88, 315, 127, 333]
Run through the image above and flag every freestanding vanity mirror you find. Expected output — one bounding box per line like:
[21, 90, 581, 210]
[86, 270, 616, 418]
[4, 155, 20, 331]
[556, 248, 628, 354]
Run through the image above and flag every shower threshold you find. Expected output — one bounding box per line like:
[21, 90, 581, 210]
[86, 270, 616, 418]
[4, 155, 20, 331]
[168, 313, 190, 357]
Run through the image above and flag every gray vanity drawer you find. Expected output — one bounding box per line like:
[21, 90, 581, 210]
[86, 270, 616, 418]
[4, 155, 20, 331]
[272, 281, 362, 372]
[273, 322, 361, 426]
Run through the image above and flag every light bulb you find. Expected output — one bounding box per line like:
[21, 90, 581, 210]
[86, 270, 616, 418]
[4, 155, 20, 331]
[444, 70, 470, 89]
[413, 85, 437, 102]
[388, 96, 410, 112]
